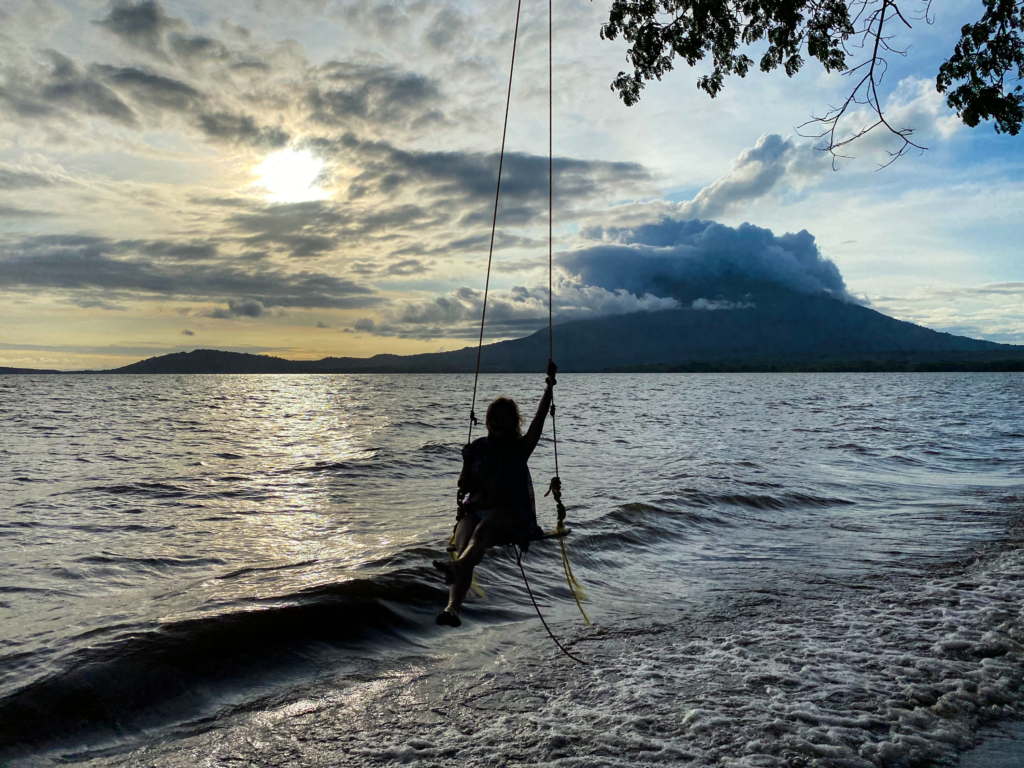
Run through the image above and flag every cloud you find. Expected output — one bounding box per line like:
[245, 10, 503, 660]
[676, 134, 824, 220]
[181, 328, 194, 336]
[825, 77, 964, 162]
[569, 218, 853, 303]
[384, 258, 431, 276]
[319, 135, 652, 224]
[389, 231, 544, 259]
[94, 1, 181, 55]
[423, 7, 468, 51]
[351, 278, 679, 339]
[195, 112, 289, 148]
[0, 9, 284, 149]
[0, 234, 380, 310]
[0, 204, 53, 218]
[691, 298, 755, 310]
[307, 62, 444, 130]
[2, 52, 137, 126]
[0, 168, 57, 190]
[208, 298, 267, 319]
[169, 34, 228, 61]
[127, 240, 219, 260]
[223, 199, 441, 259]
[92, 65, 203, 112]
[315, 321, 329, 328]
[869, 282, 1024, 344]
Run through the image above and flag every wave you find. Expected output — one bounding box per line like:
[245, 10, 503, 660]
[0, 568, 448, 756]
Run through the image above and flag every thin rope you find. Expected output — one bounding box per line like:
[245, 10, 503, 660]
[544, 1, 588, 626]
[515, 545, 587, 665]
[467, 0, 524, 445]
[547, 0, 560, 482]
[545, 0, 565, 509]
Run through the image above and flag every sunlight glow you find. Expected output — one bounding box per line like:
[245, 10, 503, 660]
[255, 149, 329, 203]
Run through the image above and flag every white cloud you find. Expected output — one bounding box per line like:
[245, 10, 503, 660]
[352, 276, 679, 339]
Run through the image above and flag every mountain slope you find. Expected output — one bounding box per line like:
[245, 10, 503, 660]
[100, 290, 1021, 374]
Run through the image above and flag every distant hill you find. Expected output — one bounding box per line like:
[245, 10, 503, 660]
[96, 289, 1023, 374]
[114, 349, 304, 374]
[5, 289, 1022, 374]
[0, 366, 61, 375]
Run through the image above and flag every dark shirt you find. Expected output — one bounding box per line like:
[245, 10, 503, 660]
[459, 435, 544, 544]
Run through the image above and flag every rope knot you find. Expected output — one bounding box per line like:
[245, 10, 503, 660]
[544, 475, 562, 499]
[469, 410, 478, 426]
[549, 402, 556, 417]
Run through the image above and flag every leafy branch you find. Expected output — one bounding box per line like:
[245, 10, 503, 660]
[601, 0, 1024, 165]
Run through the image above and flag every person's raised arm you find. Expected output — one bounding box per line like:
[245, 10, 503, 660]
[522, 359, 557, 457]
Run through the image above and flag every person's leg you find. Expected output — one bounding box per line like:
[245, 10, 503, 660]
[434, 513, 479, 626]
[453, 513, 477, 559]
[447, 512, 520, 613]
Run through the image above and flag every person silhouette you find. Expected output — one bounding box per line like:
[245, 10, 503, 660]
[434, 358, 558, 626]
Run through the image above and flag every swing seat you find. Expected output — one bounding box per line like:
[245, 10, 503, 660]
[446, 527, 571, 553]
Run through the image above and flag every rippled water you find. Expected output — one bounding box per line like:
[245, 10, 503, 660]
[1, 373, 1022, 766]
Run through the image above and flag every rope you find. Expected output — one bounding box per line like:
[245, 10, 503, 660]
[546, 0, 561, 483]
[461, 0, 591, 639]
[467, 0, 524, 445]
[542, 0, 589, 627]
[547, 0, 554, 361]
[515, 545, 587, 665]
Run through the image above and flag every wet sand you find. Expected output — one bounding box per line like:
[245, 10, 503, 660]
[960, 721, 1024, 767]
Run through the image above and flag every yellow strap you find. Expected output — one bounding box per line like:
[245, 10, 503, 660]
[556, 524, 591, 625]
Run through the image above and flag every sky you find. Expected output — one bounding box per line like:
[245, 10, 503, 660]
[0, 0, 1021, 370]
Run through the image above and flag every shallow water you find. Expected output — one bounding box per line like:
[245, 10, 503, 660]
[1, 372, 1022, 766]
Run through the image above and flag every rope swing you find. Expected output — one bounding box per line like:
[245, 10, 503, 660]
[460, 0, 590, 655]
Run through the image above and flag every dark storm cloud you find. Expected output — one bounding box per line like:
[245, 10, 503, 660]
[224, 200, 439, 258]
[0, 234, 380, 310]
[195, 112, 289, 148]
[308, 62, 444, 129]
[92, 65, 203, 111]
[170, 34, 228, 61]
[10, 52, 138, 125]
[94, 1, 181, 53]
[0, 54, 205, 128]
[327, 136, 650, 214]
[0, 20, 282, 150]
[227, 201, 347, 257]
[566, 218, 852, 302]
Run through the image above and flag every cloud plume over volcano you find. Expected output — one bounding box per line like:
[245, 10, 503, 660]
[566, 218, 853, 304]
[354, 217, 855, 339]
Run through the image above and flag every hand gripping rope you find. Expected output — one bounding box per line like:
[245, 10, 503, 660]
[459, 0, 590, 662]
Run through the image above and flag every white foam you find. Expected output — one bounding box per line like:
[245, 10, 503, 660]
[49, 543, 1024, 768]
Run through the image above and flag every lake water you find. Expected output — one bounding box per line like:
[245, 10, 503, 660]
[1, 373, 1022, 767]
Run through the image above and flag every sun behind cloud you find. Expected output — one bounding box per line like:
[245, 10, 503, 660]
[255, 149, 330, 203]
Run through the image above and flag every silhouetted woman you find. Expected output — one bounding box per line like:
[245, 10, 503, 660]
[434, 359, 557, 627]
